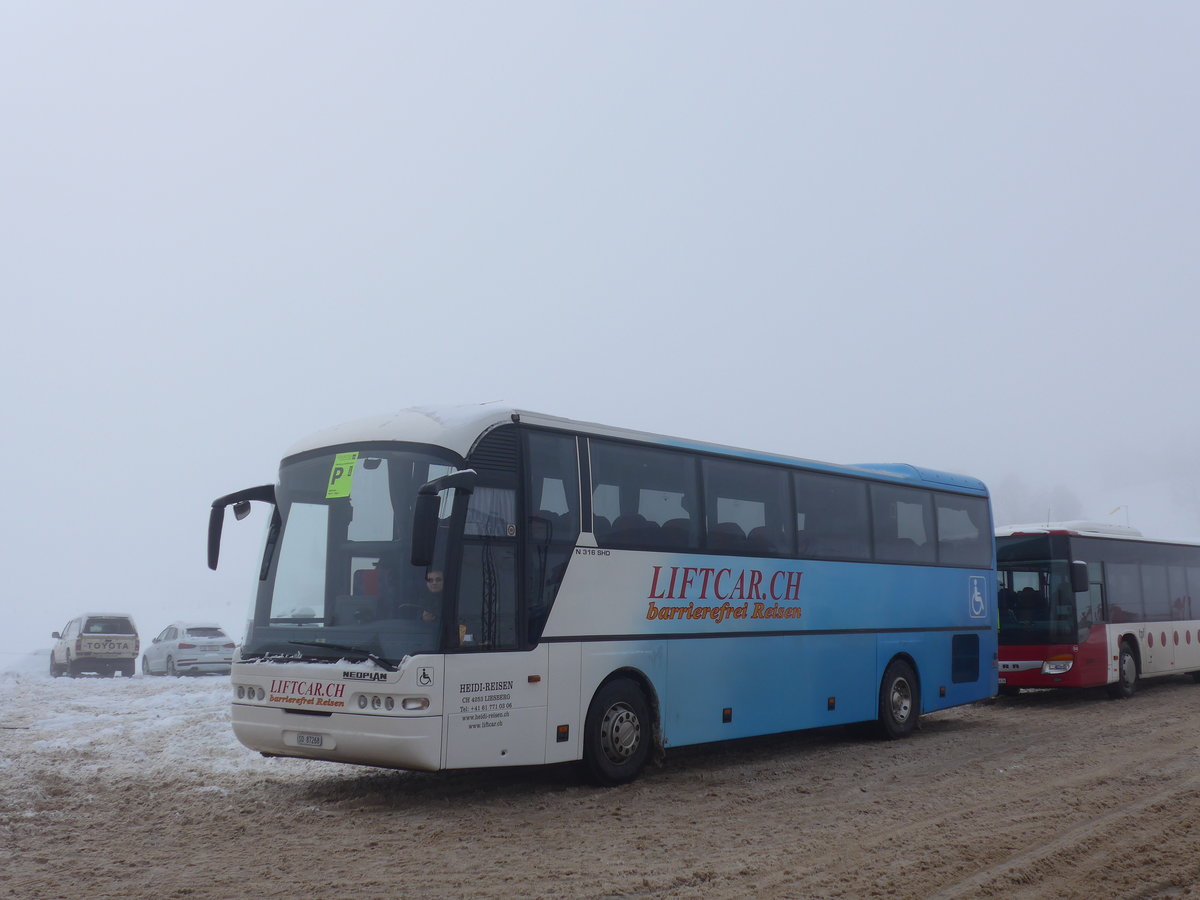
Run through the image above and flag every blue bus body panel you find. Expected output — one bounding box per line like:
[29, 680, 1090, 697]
[553, 551, 997, 750]
[663, 634, 878, 746]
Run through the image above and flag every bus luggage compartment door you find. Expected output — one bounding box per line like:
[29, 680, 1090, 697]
[443, 646, 548, 769]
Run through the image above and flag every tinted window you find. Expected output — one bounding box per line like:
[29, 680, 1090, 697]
[590, 440, 700, 550]
[1169, 567, 1191, 620]
[935, 494, 992, 567]
[1187, 568, 1200, 619]
[525, 431, 582, 642]
[1106, 563, 1142, 623]
[871, 484, 935, 564]
[84, 617, 136, 635]
[465, 487, 516, 537]
[793, 472, 870, 560]
[185, 627, 226, 639]
[1141, 565, 1172, 622]
[702, 457, 792, 555]
[459, 483, 519, 650]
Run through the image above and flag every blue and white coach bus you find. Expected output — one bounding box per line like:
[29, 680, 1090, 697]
[209, 404, 997, 784]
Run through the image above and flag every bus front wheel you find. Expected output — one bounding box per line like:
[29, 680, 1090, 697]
[583, 678, 652, 786]
[1108, 642, 1137, 699]
[877, 659, 920, 739]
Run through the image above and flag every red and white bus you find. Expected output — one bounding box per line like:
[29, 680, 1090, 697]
[997, 522, 1200, 697]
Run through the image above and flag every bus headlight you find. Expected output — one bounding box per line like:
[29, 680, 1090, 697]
[1042, 655, 1074, 675]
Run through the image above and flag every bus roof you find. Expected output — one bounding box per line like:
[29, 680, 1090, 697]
[996, 521, 1200, 550]
[996, 521, 1144, 538]
[284, 402, 989, 494]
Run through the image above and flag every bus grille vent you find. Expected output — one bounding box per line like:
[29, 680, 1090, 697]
[469, 426, 519, 472]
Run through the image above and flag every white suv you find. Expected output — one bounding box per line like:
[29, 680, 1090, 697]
[51, 614, 140, 678]
[142, 622, 235, 676]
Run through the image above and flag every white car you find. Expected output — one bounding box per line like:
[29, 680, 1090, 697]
[142, 622, 236, 676]
[50, 613, 139, 678]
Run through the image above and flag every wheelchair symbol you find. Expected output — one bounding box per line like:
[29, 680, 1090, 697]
[417, 667, 434, 687]
[969, 577, 987, 618]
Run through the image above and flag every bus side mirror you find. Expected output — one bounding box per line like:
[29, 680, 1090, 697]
[1071, 561, 1089, 594]
[208, 485, 276, 570]
[411, 470, 477, 567]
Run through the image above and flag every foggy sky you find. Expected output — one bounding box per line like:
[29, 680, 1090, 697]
[3, 3, 1198, 660]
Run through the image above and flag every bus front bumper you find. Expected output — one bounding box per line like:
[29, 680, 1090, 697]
[998, 653, 1086, 688]
[232, 703, 443, 771]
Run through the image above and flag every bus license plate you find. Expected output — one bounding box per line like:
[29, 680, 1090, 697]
[297, 733, 324, 747]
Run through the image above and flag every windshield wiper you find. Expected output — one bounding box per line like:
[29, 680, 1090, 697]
[288, 640, 399, 672]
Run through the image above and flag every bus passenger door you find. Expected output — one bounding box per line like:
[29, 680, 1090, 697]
[442, 525, 548, 768]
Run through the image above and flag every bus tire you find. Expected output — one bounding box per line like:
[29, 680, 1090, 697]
[1107, 642, 1137, 699]
[998, 685, 1021, 697]
[583, 678, 652, 786]
[877, 658, 919, 739]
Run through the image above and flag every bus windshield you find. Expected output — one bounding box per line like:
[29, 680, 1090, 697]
[997, 534, 1089, 645]
[243, 447, 460, 664]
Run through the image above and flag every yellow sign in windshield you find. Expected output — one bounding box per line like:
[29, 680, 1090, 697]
[325, 452, 360, 499]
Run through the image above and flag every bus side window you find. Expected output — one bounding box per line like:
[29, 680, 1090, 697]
[1106, 563, 1141, 623]
[870, 484, 936, 564]
[793, 472, 870, 560]
[701, 457, 792, 556]
[1185, 566, 1200, 620]
[1140, 564, 1171, 622]
[1088, 563, 1106, 622]
[524, 431, 581, 643]
[1169, 566, 1190, 620]
[589, 440, 700, 551]
[935, 494, 992, 568]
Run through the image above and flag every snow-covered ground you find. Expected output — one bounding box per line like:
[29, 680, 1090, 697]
[0, 650, 342, 817]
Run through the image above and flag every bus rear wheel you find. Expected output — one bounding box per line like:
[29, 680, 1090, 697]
[583, 678, 652, 786]
[1108, 642, 1137, 699]
[877, 659, 919, 739]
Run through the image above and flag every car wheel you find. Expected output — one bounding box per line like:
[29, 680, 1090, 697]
[142, 655, 155, 676]
[167, 656, 177, 677]
[50, 656, 62, 677]
[582, 677, 653, 786]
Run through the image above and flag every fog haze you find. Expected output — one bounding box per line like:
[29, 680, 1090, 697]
[3, 4, 1197, 662]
